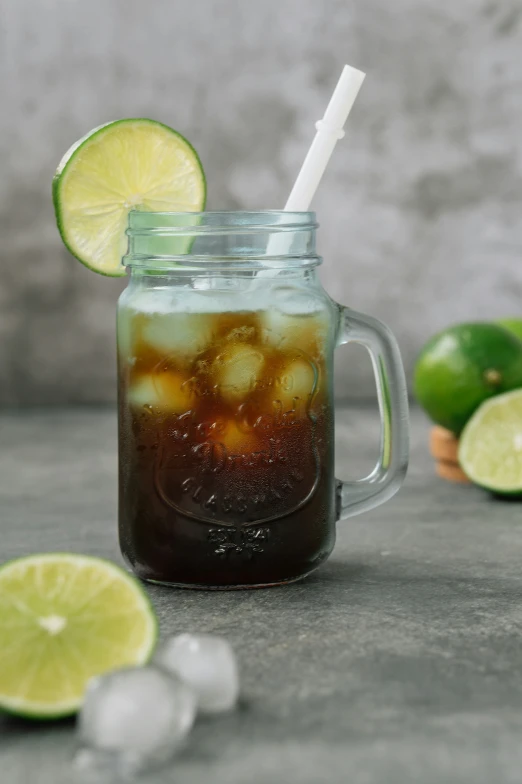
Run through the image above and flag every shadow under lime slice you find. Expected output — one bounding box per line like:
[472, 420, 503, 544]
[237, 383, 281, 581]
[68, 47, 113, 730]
[52, 119, 206, 277]
[0, 553, 158, 719]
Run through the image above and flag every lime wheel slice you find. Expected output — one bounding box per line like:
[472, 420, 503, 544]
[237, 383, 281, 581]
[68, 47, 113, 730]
[53, 119, 206, 276]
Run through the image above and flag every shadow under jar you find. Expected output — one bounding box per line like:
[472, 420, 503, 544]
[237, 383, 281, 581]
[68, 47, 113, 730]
[117, 211, 409, 589]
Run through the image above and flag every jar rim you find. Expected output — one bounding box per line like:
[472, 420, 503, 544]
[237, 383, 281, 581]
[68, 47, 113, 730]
[127, 209, 318, 230]
[123, 256, 322, 272]
[123, 209, 320, 271]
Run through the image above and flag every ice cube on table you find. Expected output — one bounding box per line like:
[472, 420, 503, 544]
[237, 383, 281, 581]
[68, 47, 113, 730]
[214, 345, 264, 404]
[128, 371, 193, 413]
[77, 666, 197, 775]
[154, 634, 240, 714]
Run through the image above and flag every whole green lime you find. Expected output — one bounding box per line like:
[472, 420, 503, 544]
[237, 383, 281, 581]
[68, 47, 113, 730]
[414, 323, 522, 435]
[496, 318, 522, 343]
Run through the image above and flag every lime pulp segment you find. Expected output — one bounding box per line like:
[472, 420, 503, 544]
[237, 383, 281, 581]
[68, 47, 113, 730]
[458, 389, 522, 494]
[0, 553, 158, 718]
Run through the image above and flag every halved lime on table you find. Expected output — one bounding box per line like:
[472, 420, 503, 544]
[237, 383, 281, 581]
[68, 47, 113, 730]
[0, 554, 158, 719]
[459, 389, 522, 496]
[53, 119, 206, 276]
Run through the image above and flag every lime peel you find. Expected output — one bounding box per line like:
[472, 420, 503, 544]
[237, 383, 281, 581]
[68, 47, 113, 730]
[0, 553, 158, 719]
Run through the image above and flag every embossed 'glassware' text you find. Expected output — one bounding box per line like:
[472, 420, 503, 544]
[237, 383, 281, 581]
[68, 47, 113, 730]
[118, 212, 409, 588]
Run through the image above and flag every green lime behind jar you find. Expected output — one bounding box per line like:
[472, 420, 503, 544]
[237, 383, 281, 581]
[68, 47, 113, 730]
[496, 318, 522, 343]
[414, 323, 522, 435]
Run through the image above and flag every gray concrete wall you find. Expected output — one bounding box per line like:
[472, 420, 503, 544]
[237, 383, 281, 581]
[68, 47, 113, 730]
[1, 0, 521, 405]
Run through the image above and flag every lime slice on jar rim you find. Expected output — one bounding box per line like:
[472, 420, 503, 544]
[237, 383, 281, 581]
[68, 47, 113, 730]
[0, 553, 158, 719]
[52, 118, 206, 277]
[458, 388, 522, 496]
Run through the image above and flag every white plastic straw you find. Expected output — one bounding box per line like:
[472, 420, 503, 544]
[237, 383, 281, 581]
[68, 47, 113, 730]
[284, 64, 366, 211]
[263, 64, 365, 264]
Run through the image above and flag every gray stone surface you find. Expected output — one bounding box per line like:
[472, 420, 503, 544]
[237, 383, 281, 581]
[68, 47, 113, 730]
[2, 405, 522, 783]
[1, 0, 522, 404]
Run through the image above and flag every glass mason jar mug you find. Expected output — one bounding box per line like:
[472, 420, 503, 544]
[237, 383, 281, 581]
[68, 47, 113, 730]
[117, 211, 409, 588]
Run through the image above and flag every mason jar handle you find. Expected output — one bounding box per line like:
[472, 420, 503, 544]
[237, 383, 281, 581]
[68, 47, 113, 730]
[335, 306, 409, 520]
